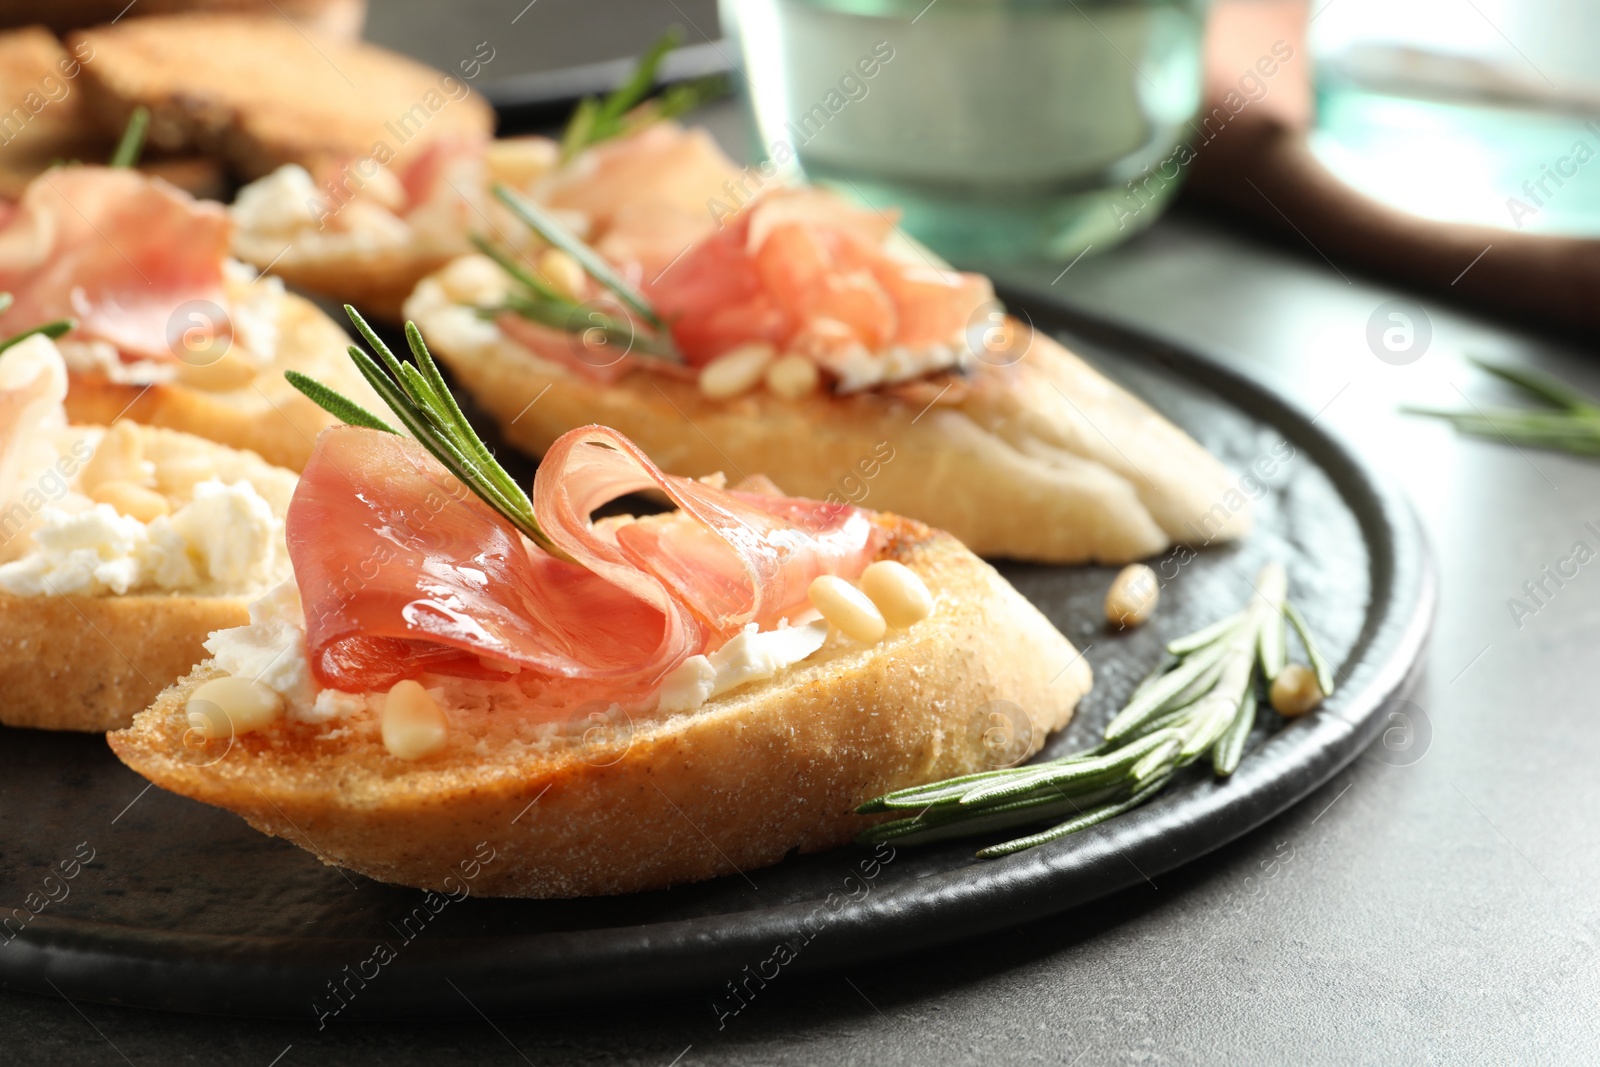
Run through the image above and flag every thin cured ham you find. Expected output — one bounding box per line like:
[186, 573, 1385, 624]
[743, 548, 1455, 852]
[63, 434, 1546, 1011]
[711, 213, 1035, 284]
[644, 187, 995, 368]
[0, 333, 69, 516]
[288, 423, 879, 696]
[0, 167, 233, 364]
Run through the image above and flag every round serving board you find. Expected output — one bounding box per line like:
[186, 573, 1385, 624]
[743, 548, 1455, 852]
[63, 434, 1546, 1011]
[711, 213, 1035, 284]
[0, 295, 1433, 1020]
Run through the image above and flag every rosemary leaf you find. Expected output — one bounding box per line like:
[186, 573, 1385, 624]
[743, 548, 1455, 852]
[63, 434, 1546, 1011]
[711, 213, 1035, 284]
[0, 318, 72, 354]
[1405, 360, 1600, 456]
[974, 774, 1175, 859]
[469, 234, 570, 306]
[1471, 357, 1598, 413]
[491, 183, 667, 333]
[285, 369, 396, 433]
[1284, 601, 1336, 699]
[1212, 685, 1258, 777]
[1166, 611, 1244, 655]
[594, 28, 683, 130]
[109, 106, 150, 168]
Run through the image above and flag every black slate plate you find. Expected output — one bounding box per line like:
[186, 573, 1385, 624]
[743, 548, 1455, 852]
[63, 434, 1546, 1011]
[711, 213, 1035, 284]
[0, 296, 1433, 1021]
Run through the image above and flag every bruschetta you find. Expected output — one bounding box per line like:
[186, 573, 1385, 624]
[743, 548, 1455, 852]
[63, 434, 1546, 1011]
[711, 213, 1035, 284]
[407, 182, 1252, 564]
[0, 332, 297, 731]
[107, 326, 1090, 896]
[0, 165, 389, 471]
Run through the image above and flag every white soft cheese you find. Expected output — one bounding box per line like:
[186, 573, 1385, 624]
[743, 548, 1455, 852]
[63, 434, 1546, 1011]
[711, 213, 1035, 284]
[657, 619, 830, 714]
[826, 341, 971, 394]
[222, 258, 284, 365]
[0, 479, 280, 597]
[204, 578, 320, 720]
[404, 276, 504, 352]
[231, 164, 324, 235]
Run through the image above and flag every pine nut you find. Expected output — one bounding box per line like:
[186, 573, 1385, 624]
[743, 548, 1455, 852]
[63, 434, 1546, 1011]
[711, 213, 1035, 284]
[1104, 563, 1159, 629]
[859, 560, 933, 629]
[153, 453, 218, 496]
[538, 248, 587, 301]
[382, 679, 450, 760]
[487, 136, 560, 189]
[80, 421, 145, 491]
[438, 254, 510, 306]
[1269, 664, 1324, 717]
[90, 479, 171, 522]
[765, 353, 820, 399]
[187, 676, 284, 739]
[808, 575, 886, 645]
[699, 343, 775, 401]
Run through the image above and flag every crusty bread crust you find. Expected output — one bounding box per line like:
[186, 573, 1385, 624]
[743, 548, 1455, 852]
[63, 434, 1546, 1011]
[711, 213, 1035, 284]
[68, 13, 488, 181]
[0, 424, 297, 732]
[0, 592, 258, 732]
[414, 289, 1252, 563]
[108, 520, 1092, 897]
[61, 290, 381, 473]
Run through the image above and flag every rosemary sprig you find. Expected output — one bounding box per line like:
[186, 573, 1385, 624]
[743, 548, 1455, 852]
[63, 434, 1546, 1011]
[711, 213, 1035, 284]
[109, 106, 150, 169]
[559, 28, 730, 162]
[285, 306, 571, 561]
[1404, 358, 1600, 454]
[857, 563, 1334, 858]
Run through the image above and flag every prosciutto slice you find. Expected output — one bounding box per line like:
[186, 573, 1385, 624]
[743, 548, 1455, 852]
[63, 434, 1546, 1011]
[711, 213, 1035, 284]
[288, 424, 879, 696]
[0, 167, 233, 364]
[645, 187, 994, 367]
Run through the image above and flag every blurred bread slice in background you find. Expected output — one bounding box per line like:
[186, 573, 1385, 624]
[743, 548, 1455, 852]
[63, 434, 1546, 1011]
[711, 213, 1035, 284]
[0, 0, 365, 39]
[0, 26, 106, 196]
[69, 13, 493, 181]
[0, 24, 225, 199]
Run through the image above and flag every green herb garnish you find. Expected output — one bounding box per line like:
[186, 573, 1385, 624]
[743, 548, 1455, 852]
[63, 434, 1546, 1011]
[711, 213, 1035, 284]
[285, 306, 570, 561]
[560, 28, 730, 162]
[491, 183, 668, 333]
[0, 292, 74, 354]
[857, 564, 1334, 858]
[1405, 358, 1600, 454]
[109, 106, 150, 169]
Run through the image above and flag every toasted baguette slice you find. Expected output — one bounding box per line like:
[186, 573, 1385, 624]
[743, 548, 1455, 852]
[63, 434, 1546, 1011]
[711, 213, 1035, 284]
[409, 271, 1252, 564]
[0, 2, 365, 38]
[109, 518, 1091, 898]
[0, 424, 296, 732]
[230, 138, 561, 323]
[0, 27, 107, 199]
[61, 289, 382, 473]
[68, 13, 489, 182]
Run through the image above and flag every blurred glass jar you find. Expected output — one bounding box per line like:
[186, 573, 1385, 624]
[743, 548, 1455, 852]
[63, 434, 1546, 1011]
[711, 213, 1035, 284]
[719, 0, 1210, 264]
[1310, 0, 1600, 236]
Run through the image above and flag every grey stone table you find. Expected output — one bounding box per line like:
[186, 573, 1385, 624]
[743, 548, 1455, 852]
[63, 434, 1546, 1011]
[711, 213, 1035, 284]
[6, 2, 1598, 1063]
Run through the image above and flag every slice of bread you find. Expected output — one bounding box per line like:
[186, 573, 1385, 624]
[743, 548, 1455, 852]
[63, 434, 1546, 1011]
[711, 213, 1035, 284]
[230, 138, 561, 323]
[108, 518, 1092, 898]
[408, 272, 1253, 564]
[61, 288, 386, 473]
[68, 13, 490, 181]
[0, 423, 297, 732]
[0, 27, 111, 199]
[0, 1, 366, 39]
